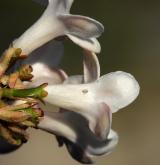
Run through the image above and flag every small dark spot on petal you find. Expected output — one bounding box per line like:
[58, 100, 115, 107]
[82, 89, 88, 94]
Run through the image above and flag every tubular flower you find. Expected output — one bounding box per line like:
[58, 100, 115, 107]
[12, 0, 104, 55]
[35, 50, 140, 163]
[0, 0, 140, 163]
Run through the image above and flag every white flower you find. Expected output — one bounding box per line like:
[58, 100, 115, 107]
[13, 0, 104, 54]
[1, 0, 139, 163]
[36, 50, 140, 163]
[44, 57, 140, 126]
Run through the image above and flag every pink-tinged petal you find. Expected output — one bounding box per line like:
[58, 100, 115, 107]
[94, 103, 111, 140]
[58, 102, 111, 141]
[92, 71, 140, 113]
[67, 35, 101, 53]
[59, 14, 104, 38]
[83, 50, 100, 83]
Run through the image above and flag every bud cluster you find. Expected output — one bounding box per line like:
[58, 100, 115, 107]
[0, 48, 47, 145]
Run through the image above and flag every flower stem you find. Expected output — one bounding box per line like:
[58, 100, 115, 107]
[0, 83, 48, 100]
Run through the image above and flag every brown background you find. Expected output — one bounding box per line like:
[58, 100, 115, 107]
[0, 0, 160, 165]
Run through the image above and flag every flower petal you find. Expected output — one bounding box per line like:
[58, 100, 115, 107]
[92, 71, 140, 113]
[60, 14, 103, 53]
[83, 50, 100, 83]
[59, 14, 104, 38]
[38, 111, 116, 164]
[94, 103, 111, 140]
[67, 35, 101, 53]
[30, 64, 66, 86]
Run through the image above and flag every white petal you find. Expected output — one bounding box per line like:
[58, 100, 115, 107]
[29, 63, 66, 86]
[83, 50, 100, 83]
[60, 14, 103, 52]
[93, 71, 140, 113]
[59, 14, 104, 38]
[67, 35, 101, 53]
[94, 103, 111, 140]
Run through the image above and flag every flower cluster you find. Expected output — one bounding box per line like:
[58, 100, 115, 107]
[0, 48, 47, 146]
[1, 0, 140, 164]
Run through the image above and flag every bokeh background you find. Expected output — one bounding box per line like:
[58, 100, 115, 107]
[0, 0, 160, 165]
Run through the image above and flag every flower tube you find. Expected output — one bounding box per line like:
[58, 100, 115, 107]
[44, 71, 140, 120]
[13, 0, 104, 54]
[35, 50, 140, 163]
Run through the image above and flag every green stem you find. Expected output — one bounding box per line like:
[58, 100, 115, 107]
[1, 83, 48, 100]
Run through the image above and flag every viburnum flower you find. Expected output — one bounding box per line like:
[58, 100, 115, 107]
[12, 0, 104, 55]
[0, 0, 140, 164]
[35, 50, 140, 163]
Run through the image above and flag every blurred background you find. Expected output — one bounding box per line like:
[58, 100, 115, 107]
[0, 0, 160, 165]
